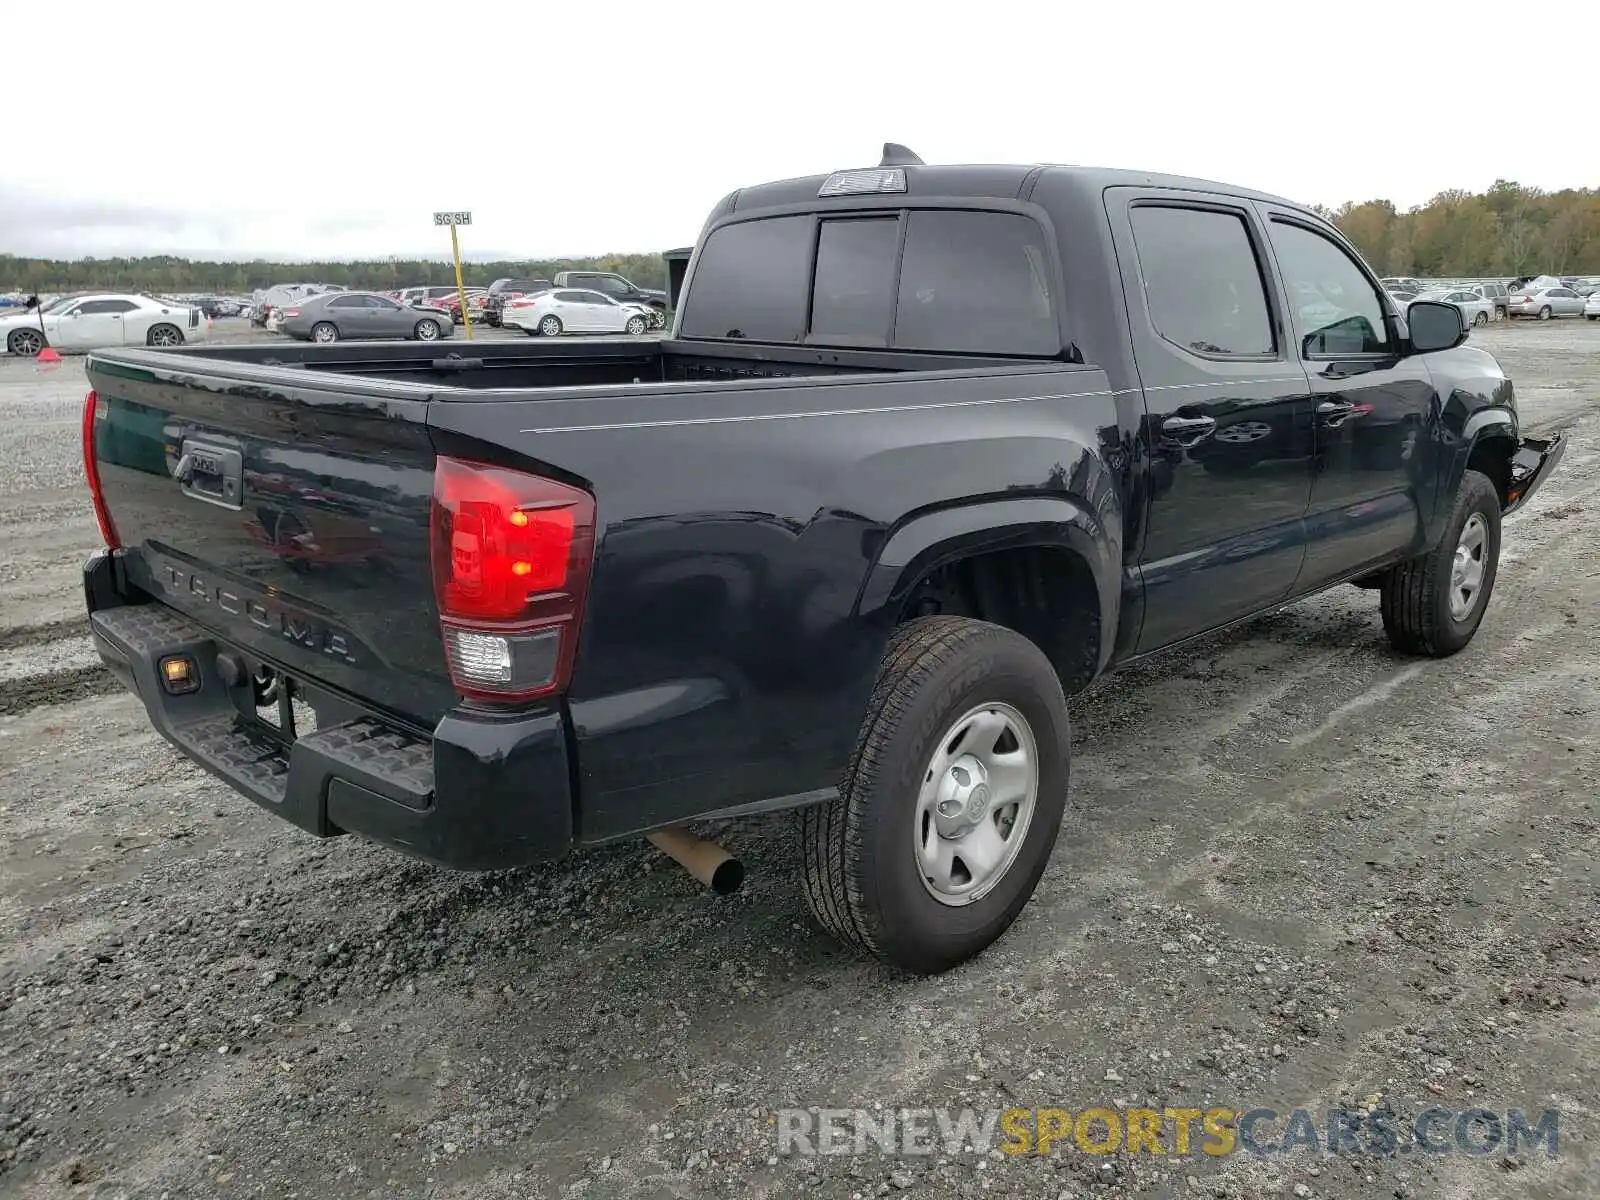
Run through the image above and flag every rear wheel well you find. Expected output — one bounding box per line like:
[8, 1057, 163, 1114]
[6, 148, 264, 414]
[898, 545, 1101, 694]
[1467, 434, 1515, 508]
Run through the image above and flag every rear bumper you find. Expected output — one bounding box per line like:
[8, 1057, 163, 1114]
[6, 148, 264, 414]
[84, 551, 575, 871]
[1502, 433, 1567, 517]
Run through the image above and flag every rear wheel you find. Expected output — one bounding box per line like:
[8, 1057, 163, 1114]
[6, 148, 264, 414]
[1539, 306, 1553, 321]
[539, 315, 563, 337]
[147, 323, 183, 347]
[1472, 310, 1488, 327]
[311, 322, 339, 343]
[414, 318, 441, 341]
[6, 328, 44, 357]
[1379, 469, 1501, 657]
[799, 615, 1070, 974]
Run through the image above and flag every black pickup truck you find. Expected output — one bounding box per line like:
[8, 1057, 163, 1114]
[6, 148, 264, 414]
[81, 145, 1564, 974]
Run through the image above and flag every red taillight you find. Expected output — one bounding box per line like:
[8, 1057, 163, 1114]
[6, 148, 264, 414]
[282, 308, 301, 318]
[429, 457, 595, 703]
[81, 390, 120, 549]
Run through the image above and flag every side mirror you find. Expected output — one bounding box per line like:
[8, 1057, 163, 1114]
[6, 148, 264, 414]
[1407, 300, 1466, 353]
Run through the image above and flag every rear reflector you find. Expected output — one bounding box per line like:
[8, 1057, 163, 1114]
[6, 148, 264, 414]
[81, 390, 120, 549]
[429, 457, 595, 703]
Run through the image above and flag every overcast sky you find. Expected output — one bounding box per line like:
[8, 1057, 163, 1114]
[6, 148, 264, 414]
[3, 2, 1593, 262]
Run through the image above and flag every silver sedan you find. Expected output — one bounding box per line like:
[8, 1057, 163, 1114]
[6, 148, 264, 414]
[1508, 286, 1586, 320]
[278, 291, 455, 342]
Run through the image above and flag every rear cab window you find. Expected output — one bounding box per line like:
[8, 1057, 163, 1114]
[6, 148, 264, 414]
[678, 209, 1059, 356]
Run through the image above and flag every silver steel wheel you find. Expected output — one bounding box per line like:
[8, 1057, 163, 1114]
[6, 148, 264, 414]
[148, 324, 181, 347]
[913, 701, 1039, 907]
[8, 328, 44, 356]
[415, 319, 440, 341]
[539, 316, 562, 337]
[1449, 512, 1488, 621]
[626, 316, 647, 335]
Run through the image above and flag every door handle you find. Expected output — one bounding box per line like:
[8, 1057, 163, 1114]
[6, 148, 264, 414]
[1317, 400, 1358, 427]
[1162, 414, 1216, 446]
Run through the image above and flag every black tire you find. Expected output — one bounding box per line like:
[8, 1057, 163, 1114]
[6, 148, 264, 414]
[6, 328, 45, 357]
[1473, 311, 1488, 327]
[625, 315, 648, 336]
[539, 315, 563, 337]
[1379, 469, 1501, 657]
[311, 322, 339, 343]
[799, 615, 1070, 974]
[146, 323, 184, 347]
[1538, 306, 1552, 321]
[414, 319, 441, 341]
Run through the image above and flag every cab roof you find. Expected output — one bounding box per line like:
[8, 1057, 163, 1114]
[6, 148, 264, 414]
[720, 144, 1310, 219]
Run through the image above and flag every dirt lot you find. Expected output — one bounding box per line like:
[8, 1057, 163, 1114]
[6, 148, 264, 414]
[1, 324, 1596, 1200]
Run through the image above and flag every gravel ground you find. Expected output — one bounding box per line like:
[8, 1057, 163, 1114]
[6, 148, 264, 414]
[0, 323, 1596, 1200]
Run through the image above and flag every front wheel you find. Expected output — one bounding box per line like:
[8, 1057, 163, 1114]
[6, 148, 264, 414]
[799, 616, 1070, 974]
[414, 318, 441, 341]
[6, 328, 45, 357]
[625, 315, 648, 336]
[1379, 469, 1501, 657]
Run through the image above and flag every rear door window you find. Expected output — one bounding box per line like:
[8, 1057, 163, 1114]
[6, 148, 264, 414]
[893, 211, 1057, 355]
[1128, 205, 1275, 357]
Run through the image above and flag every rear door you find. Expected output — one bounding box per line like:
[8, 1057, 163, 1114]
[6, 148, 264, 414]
[1259, 210, 1440, 587]
[1105, 188, 1317, 651]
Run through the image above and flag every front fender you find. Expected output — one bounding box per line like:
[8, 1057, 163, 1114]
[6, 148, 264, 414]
[856, 492, 1123, 677]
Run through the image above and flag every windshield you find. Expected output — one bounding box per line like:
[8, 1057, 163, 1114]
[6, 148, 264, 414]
[41, 295, 82, 314]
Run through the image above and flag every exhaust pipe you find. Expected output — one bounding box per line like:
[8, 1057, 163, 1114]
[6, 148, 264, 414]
[647, 826, 744, 895]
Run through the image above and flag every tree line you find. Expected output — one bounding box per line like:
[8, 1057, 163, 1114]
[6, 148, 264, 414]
[0, 250, 673, 295]
[4, 180, 1598, 294]
[1314, 180, 1599, 278]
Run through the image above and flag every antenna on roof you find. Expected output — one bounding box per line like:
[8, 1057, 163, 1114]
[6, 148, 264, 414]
[879, 143, 924, 167]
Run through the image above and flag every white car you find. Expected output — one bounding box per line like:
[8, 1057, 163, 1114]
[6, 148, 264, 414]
[501, 288, 655, 337]
[2, 293, 208, 357]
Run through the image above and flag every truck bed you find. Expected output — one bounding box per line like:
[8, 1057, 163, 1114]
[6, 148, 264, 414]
[164, 336, 1050, 391]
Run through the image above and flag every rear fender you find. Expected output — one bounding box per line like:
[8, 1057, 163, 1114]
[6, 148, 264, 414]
[855, 494, 1122, 678]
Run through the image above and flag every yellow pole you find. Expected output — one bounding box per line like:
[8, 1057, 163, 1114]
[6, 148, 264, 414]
[450, 222, 474, 340]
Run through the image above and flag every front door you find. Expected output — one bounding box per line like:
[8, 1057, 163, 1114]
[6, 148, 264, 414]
[52, 299, 129, 349]
[1105, 189, 1317, 652]
[1260, 213, 1441, 588]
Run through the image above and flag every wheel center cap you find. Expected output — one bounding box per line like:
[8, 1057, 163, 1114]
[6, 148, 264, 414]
[966, 784, 990, 818]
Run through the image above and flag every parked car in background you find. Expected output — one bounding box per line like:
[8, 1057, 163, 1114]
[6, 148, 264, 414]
[2, 293, 207, 356]
[1413, 288, 1495, 327]
[276, 291, 454, 343]
[397, 285, 465, 308]
[552, 271, 669, 326]
[482, 278, 555, 327]
[253, 283, 334, 326]
[1508, 285, 1586, 320]
[501, 288, 655, 336]
[1585, 291, 1600, 320]
[1470, 281, 1509, 318]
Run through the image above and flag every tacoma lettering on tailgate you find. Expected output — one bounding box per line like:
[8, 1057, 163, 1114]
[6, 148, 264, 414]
[160, 563, 359, 664]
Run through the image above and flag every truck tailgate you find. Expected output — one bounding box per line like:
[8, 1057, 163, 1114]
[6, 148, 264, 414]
[86, 357, 457, 731]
